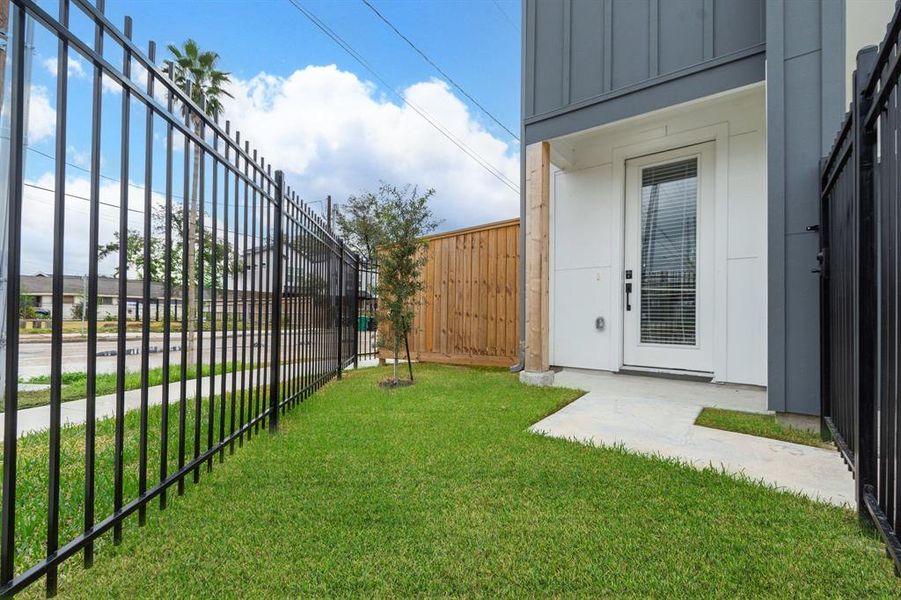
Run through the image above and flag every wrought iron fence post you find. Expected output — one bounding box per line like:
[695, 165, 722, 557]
[1, 3, 26, 586]
[353, 254, 360, 369]
[853, 46, 878, 524]
[269, 171, 285, 433]
[337, 241, 344, 379]
[818, 153, 831, 442]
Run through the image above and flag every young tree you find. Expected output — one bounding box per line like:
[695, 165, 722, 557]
[97, 202, 242, 288]
[167, 39, 232, 365]
[70, 300, 84, 321]
[334, 192, 382, 263]
[153, 201, 243, 289]
[377, 184, 439, 385]
[18, 294, 35, 319]
[98, 229, 164, 282]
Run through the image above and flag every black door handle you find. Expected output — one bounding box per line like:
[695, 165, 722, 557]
[625, 282, 632, 311]
[814, 249, 828, 277]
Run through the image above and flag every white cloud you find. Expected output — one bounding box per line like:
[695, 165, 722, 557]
[99, 61, 152, 96]
[41, 54, 154, 98]
[222, 65, 519, 231]
[39, 54, 133, 96]
[130, 60, 151, 92]
[21, 172, 168, 277]
[66, 145, 90, 169]
[17, 65, 521, 275]
[26, 86, 56, 144]
[101, 72, 123, 95]
[42, 56, 86, 79]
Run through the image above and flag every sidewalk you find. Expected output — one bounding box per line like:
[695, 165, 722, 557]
[530, 369, 854, 507]
[3, 357, 379, 441]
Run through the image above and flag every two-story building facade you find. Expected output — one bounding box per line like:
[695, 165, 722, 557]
[519, 0, 894, 419]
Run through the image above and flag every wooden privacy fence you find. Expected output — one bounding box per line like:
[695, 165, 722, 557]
[381, 219, 520, 367]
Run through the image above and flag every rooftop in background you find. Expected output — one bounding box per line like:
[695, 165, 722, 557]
[20, 274, 180, 299]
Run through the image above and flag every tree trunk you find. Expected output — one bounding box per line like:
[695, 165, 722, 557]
[186, 117, 201, 368]
[404, 328, 413, 382]
[393, 334, 398, 383]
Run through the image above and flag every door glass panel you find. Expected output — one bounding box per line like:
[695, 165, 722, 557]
[639, 158, 698, 345]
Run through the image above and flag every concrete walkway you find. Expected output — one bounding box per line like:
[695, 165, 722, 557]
[3, 357, 380, 441]
[530, 369, 854, 507]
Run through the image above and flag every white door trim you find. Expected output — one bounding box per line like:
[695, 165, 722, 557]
[608, 123, 730, 380]
[623, 143, 715, 372]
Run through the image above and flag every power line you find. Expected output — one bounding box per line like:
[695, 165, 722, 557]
[492, 0, 520, 33]
[285, 0, 519, 195]
[24, 144, 186, 201]
[23, 144, 296, 217]
[288, 0, 518, 193]
[24, 184, 268, 242]
[24, 182, 143, 216]
[360, 0, 519, 141]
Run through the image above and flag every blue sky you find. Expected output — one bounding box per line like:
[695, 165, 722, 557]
[102, 0, 521, 140]
[14, 0, 522, 275]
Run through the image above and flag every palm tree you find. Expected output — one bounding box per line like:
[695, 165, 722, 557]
[167, 39, 232, 366]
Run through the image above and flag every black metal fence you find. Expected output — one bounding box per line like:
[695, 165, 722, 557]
[820, 4, 901, 574]
[0, 0, 372, 596]
[356, 260, 378, 361]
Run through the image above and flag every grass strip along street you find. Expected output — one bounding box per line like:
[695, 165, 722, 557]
[15, 363, 245, 411]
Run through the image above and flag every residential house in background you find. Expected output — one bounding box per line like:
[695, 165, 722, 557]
[20, 274, 178, 321]
[244, 242, 335, 294]
[19, 241, 349, 326]
[19, 274, 238, 322]
[242, 242, 348, 329]
[519, 0, 894, 420]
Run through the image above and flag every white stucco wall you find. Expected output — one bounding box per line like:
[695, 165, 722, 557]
[548, 85, 767, 386]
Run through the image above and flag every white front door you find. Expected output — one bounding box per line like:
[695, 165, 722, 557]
[623, 143, 715, 373]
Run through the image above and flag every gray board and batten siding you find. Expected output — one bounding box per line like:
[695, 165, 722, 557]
[766, 0, 845, 416]
[522, 0, 847, 415]
[523, 0, 766, 144]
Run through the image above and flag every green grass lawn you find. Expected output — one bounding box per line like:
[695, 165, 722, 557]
[695, 407, 831, 448]
[8, 373, 272, 585]
[12, 364, 900, 598]
[14, 362, 244, 411]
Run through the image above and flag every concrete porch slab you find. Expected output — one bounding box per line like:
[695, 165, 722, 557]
[530, 369, 854, 507]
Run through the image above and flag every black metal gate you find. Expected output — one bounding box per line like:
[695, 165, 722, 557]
[820, 5, 901, 572]
[819, 110, 861, 470]
[355, 260, 379, 361]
